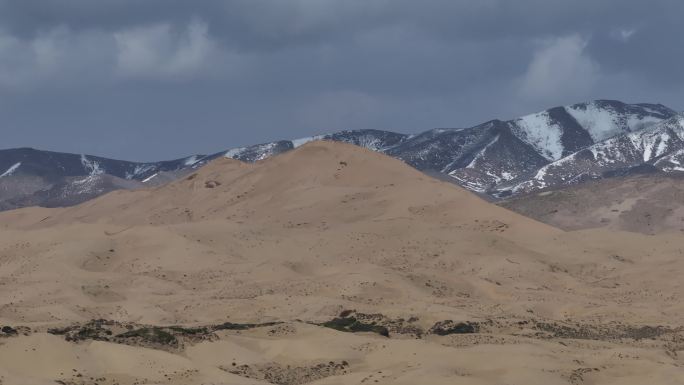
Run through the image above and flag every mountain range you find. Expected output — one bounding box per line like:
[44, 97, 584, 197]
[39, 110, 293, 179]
[1, 99, 682, 210]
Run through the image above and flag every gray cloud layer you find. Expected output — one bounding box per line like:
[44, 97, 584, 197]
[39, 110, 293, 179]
[0, 0, 681, 160]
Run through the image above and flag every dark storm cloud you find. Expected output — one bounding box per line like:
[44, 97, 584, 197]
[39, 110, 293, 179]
[0, 0, 681, 160]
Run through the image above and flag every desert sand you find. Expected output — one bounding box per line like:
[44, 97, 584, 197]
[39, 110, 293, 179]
[1, 141, 684, 384]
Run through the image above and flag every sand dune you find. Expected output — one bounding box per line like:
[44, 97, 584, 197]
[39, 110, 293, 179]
[1, 141, 683, 384]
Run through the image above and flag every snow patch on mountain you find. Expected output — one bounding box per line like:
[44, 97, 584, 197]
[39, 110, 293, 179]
[142, 173, 159, 183]
[353, 136, 389, 151]
[566, 102, 669, 142]
[183, 155, 200, 166]
[465, 135, 500, 169]
[565, 103, 623, 142]
[125, 164, 156, 179]
[72, 175, 99, 186]
[627, 116, 684, 162]
[448, 173, 487, 193]
[80, 155, 104, 176]
[0, 162, 21, 178]
[253, 143, 280, 160]
[655, 148, 684, 172]
[225, 142, 282, 161]
[627, 115, 663, 132]
[292, 135, 325, 148]
[224, 147, 245, 158]
[511, 112, 564, 160]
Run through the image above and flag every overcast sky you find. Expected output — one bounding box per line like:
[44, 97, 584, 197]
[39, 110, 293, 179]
[0, 0, 682, 160]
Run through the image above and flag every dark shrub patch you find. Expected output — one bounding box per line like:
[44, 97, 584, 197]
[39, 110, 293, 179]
[214, 322, 257, 331]
[214, 321, 280, 331]
[168, 326, 209, 335]
[116, 327, 178, 346]
[534, 321, 672, 341]
[76, 327, 106, 340]
[429, 320, 478, 335]
[322, 317, 389, 337]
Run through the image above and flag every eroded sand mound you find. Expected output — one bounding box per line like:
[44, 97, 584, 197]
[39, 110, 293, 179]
[1, 141, 683, 384]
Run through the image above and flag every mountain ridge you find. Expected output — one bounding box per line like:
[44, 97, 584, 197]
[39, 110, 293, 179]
[496, 114, 684, 196]
[0, 99, 681, 210]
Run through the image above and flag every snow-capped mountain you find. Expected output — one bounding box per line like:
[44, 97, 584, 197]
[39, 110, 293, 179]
[222, 130, 409, 162]
[0, 174, 144, 211]
[496, 114, 684, 196]
[0, 148, 217, 210]
[0, 99, 680, 210]
[220, 100, 676, 195]
[442, 100, 676, 194]
[509, 101, 672, 160]
[0, 148, 209, 182]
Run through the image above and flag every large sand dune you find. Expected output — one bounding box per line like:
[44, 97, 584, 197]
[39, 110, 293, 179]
[1, 141, 683, 384]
